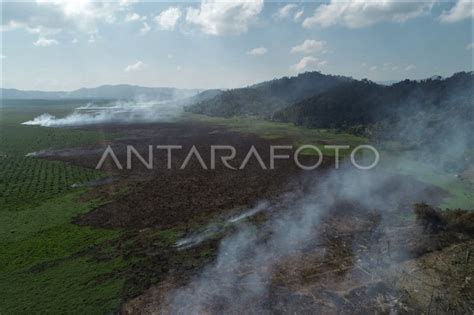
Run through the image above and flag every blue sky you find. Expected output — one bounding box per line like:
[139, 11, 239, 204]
[1, 0, 473, 91]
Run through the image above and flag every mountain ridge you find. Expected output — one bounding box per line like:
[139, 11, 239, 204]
[1, 84, 201, 101]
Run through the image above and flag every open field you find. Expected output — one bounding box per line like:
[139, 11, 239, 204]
[1, 101, 472, 313]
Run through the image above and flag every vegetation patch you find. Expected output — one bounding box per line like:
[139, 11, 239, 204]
[0, 191, 123, 314]
[0, 102, 126, 313]
[0, 157, 103, 210]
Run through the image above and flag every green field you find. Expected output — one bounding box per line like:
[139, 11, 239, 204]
[0, 100, 124, 314]
[0, 191, 124, 313]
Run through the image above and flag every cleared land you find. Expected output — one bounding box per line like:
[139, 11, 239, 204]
[0, 101, 472, 313]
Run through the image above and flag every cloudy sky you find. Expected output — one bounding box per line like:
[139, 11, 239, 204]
[1, 0, 473, 91]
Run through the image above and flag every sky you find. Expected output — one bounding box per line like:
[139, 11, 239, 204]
[1, 0, 473, 91]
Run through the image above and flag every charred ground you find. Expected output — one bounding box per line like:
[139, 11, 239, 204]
[1, 113, 473, 314]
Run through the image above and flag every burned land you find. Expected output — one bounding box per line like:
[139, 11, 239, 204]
[24, 120, 474, 314]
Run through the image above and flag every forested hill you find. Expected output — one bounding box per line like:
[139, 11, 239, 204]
[186, 72, 352, 118]
[273, 71, 473, 130]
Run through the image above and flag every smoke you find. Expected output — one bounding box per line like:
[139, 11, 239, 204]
[378, 76, 474, 174]
[167, 163, 427, 313]
[22, 99, 185, 127]
[175, 202, 270, 250]
[164, 77, 474, 312]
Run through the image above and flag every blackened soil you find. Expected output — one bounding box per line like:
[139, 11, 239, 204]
[44, 121, 326, 229]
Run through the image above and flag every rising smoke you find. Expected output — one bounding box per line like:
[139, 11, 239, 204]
[166, 83, 473, 312]
[22, 99, 186, 127]
[167, 163, 431, 313]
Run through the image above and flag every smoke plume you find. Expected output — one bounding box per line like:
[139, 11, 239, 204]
[22, 99, 185, 127]
[167, 163, 431, 313]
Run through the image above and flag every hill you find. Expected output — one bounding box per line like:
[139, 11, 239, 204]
[186, 72, 352, 118]
[274, 71, 473, 130]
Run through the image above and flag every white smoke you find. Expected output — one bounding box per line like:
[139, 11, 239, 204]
[168, 163, 425, 313]
[22, 100, 185, 127]
[175, 202, 270, 250]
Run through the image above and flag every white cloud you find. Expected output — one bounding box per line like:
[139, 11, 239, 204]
[177, 65, 182, 72]
[303, 0, 434, 28]
[294, 9, 304, 21]
[33, 37, 59, 47]
[274, 4, 297, 19]
[246, 47, 267, 55]
[140, 22, 151, 35]
[381, 62, 400, 71]
[1, 55, 6, 60]
[2, 0, 135, 37]
[274, 4, 304, 21]
[186, 0, 263, 35]
[124, 61, 145, 72]
[88, 32, 100, 43]
[119, 0, 138, 6]
[405, 64, 416, 71]
[467, 42, 474, 50]
[35, 0, 125, 32]
[291, 39, 327, 54]
[71, 38, 79, 44]
[369, 66, 377, 71]
[155, 7, 182, 31]
[0, 20, 61, 36]
[125, 12, 144, 22]
[439, 0, 474, 23]
[291, 56, 327, 72]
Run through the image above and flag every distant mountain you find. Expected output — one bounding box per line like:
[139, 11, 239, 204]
[1, 89, 66, 99]
[1, 85, 201, 101]
[186, 72, 353, 118]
